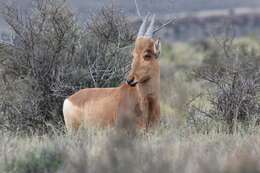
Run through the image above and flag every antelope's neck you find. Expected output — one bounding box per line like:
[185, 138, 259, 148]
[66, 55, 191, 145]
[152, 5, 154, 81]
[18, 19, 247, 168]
[138, 76, 160, 101]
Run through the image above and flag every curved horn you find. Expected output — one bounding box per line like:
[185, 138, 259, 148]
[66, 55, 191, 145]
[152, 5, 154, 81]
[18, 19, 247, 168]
[137, 15, 148, 38]
[145, 14, 155, 38]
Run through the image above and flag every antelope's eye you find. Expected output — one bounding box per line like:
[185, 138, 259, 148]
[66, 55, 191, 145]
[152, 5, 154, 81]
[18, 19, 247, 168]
[144, 53, 152, 59]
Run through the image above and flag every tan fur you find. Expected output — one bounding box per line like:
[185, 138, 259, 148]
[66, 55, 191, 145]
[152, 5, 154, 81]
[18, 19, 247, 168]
[63, 37, 160, 132]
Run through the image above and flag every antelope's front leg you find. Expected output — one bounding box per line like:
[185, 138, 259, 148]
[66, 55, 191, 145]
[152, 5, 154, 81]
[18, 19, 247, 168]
[138, 98, 150, 129]
[147, 99, 160, 128]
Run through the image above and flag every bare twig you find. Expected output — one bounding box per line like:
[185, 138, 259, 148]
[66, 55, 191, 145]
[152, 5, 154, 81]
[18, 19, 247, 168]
[192, 106, 214, 119]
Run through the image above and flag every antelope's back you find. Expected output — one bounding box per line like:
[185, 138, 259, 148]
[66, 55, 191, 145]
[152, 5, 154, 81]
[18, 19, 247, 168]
[63, 87, 122, 127]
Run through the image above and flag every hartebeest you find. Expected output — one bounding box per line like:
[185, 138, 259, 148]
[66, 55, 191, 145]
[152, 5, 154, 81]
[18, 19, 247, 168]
[63, 15, 161, 131]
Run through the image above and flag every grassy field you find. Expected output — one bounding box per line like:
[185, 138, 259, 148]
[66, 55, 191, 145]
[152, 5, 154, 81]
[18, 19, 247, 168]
[1, 124, 260, 173]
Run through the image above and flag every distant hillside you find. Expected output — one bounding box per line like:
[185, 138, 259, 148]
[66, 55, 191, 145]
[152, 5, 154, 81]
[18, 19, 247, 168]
[1, 0, 260, 15]
[67, 0, 260, 42]
[1, 0, 260, 42]
[150, 8, 260, 42]
[69, 0, 260, 15]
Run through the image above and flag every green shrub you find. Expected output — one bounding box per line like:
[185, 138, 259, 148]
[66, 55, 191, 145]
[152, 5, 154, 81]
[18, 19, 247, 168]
[5, 147, 63, 173]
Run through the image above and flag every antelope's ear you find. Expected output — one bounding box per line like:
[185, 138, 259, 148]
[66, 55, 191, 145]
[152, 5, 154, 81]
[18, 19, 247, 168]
[154, 39, 161, 58]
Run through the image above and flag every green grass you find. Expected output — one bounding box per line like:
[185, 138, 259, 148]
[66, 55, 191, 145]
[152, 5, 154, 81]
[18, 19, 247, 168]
[5, 147, 63, 173]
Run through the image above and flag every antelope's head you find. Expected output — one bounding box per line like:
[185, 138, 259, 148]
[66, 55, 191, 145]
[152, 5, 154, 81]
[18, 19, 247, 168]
[127, 15, 161, 87]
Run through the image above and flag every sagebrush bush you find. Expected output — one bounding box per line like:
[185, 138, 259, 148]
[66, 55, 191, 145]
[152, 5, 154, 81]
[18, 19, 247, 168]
[0, 0, 134, 134]
[193, 37, 260, 132]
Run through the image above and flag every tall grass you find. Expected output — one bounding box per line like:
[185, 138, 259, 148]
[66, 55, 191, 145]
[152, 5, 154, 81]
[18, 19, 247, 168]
[1, 123, 260, 173]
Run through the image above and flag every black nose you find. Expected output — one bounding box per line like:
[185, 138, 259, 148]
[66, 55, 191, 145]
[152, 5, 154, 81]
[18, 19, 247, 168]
[127, 79, 138, 87]
[127, 78, 134, 85]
